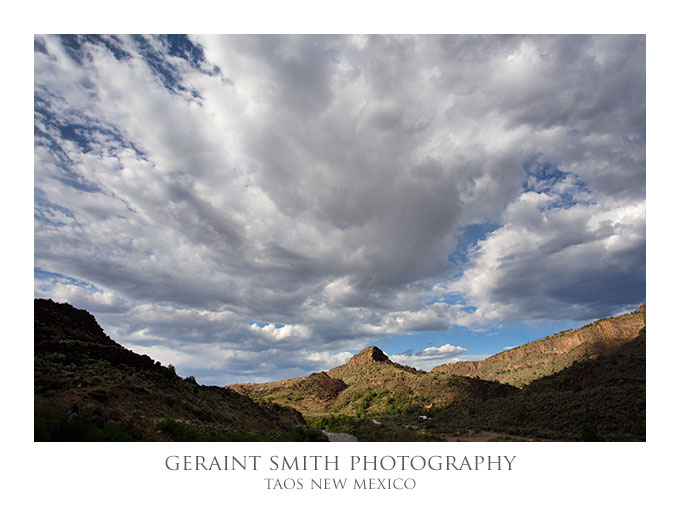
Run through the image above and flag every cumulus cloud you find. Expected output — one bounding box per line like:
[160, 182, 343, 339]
[450, 184, 646, 323]
[34, 35, 645, 383]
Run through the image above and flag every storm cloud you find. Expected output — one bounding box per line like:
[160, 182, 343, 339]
[34, 35, 645, 383]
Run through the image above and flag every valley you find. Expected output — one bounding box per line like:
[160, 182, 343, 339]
[34, 299, 646, 441]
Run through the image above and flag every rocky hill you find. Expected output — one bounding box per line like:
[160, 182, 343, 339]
[34, 299, 324, 441]
[427, 326, 646, 441]
[230, 371, 349, 415]
[432, 304, 645, 387]
[229, 345, 516, 417]
[229, 305, 646, 441]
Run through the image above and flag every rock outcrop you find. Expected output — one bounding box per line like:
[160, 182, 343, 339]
[346, 346, 389, 366]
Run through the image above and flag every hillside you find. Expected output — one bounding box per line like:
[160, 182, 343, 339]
[229, 305, 646, 441]
[426, 326, 646, 441]
[34, 299, 324, 441]
[432, 304, 645, 387]
[229, 305, 645, 418]
[230, 346, 517, 418]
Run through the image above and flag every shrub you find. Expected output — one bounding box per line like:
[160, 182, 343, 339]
[156, 418, 199, 441]
[34, 404, 132, 441]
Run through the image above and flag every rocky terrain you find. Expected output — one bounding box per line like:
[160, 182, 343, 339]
[230, 345, 516, 418]
[35, 298, 646, 441]
[230, 304, 646, 441]
[432, 304, 645, 387]
[229, 305, 645, 419]
[34, 299, 325, 441]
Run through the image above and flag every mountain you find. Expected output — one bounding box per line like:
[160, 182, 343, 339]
[34, 299, 324, 441]
[229, 305, 645, 418]
[229, 345, 516, 418]
[229, 305, 646, 441]
[432, 304, 645, 387]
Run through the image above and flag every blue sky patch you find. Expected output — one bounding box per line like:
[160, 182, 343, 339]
[522, 153, 590, 209]
[448, 222, 499, 267]
[58, 35, 132, 64]
[34, 268, 94, 290]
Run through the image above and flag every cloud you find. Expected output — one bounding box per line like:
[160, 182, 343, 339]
[450, 186, 646, 324]
[390, 343, 467, 371]
[34, 35, 645, 383]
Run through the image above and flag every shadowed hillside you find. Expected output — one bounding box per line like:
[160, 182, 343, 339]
[426, 327, 646, 441]
[34, 299, 325, 441]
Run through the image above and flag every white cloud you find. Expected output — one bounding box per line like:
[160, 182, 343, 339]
[390, 343, 467, 371]
[450, 193, 645, 324]
[249, 322, 312, 341]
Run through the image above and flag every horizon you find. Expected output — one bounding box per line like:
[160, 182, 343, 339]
[34, 35, 645, 385]
[32, 296, 645, 387]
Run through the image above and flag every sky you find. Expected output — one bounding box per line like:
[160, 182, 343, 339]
[34, 34, 646, 385]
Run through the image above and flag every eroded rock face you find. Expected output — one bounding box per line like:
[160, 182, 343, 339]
[433, 304, 646, 387]
[346, 346, 389, 367]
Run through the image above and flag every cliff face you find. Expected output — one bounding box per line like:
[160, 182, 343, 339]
[433, 304, 646, 387]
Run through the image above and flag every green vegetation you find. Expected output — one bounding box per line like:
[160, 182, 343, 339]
[384, 394, 424, 415]
[303, 327, 646, 442]
[35, 404, 133, 442]
[156, 418, 200, 441]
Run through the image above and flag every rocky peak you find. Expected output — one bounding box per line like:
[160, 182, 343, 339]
[34, 298, 120, 347]
[347, 346, 389, 367]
